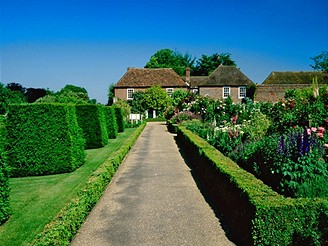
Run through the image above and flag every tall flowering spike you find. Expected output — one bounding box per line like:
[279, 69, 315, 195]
[297, 131, 303, 156]
[232, 115, 238, 124]
[302, 128, 310, 154]
[278, 136, 285, 155]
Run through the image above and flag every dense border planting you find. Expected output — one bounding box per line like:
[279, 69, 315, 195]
[0, 117, 11, 225]
[5, 104, 85, 177]
[176, 126, 328, 246]
[75, 104, 108, 149]
[31, 123, 146, 246]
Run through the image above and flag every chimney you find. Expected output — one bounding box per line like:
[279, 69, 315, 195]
[186, 67, 191, 86]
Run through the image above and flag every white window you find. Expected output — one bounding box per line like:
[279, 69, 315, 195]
[238, 86, 247, 98]
[223, 86, 230, 98]
[166, 88, 174, 96]
[127, 88, 134, 100]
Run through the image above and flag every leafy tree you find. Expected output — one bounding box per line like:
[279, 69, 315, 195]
[129, 91, 146, 114]
[0, 83, 26, 114]
[145, 49, 195, 76]
[107, 83, 115, 106]
[6, 83, 26, 95]
[171, 89, 189, 106]
[113, 99, 131, 118]
[144, 85, 172, 116]
[36, 84, 92, 104]
[193, 53, 236, 76]
[311, 51, 328, 72]
[25, 88, 49, 103]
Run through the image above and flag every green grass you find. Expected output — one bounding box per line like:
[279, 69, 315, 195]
[0, 128, 136, 246]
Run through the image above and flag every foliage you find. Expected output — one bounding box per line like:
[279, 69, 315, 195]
[31, 124, 145, 246]
[145, 48, 195, 76]
[129, 91, 146, 114]
[193, 53, 236, 76]
[5, 104, 85, 177]
[107, 83, 115, 106]
[104, 106, 118, 139]
[0, 83, 26, 114]
[310, 50, 328, 72]
[114, 107, 125, 132]
[0, 120, 11, 225]
[177, 126, 328, 246]
[75, 105, 108, 149]
[143, 85, 172, 117]
[6, 83, 53, 103]
[113, 99, 131, 118]
[170, 89, 189, 106]
[36, 84, 94, 104]
[170, 111, 202, 124]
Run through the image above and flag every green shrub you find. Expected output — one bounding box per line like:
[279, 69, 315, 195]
[75, 105, 108, 149]
[0, 121, 11, 224]
[32, 123, 146, 246]
[114, 107, 125, 132]
[176, 126, 328, 246]
[104, 106, 118, 139]
[5, 104, 85, 177]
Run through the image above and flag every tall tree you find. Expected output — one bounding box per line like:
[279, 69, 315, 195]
[145, 49, 195, 76]
[193, 53, 236, 76]
[143, 85, 171, 116]
[311, 51, 328, 72]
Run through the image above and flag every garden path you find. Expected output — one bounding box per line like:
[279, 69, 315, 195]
[71, 122, 235, 246]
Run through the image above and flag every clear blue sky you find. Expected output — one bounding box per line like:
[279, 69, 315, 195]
[1, 0, 327, 104]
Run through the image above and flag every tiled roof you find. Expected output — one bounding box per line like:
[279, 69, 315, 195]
[181, 76, 209, 87]
[115, 68, 188, 88]
[199, 65, 255, 86]
[262, 71, 328, 84]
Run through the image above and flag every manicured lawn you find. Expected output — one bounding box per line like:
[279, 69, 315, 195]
[0, 128, 136, 246]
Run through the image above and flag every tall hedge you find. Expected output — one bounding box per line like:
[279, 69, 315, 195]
[114, 107, 125, 132]
[75, 105, 108, 149]
[6, 104, 86, 177]
[104, 106, 118, 139]
[0, 116, 11, 224]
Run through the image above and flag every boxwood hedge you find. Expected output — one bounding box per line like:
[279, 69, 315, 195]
[176, 126, 328, 246]
[75, 105, 108, 149]
[0, 117, 11, 225]
[104, 106, 118, 139]
[5, 104, 85, 177]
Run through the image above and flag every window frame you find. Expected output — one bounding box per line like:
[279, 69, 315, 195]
[238, 86, 247, 99]
[223, 86, 230, 98]
[166, 88, 174, 96]
[127, 88, 134, 100]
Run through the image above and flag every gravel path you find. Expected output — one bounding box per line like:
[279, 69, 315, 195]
[71, 122, 236, 246]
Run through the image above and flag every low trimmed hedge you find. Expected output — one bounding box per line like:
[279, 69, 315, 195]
[176, 126, 328, 246]
[31, 123, 146, 246]
[75, 105, 108, 149]
[104, 106, 118, 139]
[0, 118, 10, 225]
[6, 104, 85, 177]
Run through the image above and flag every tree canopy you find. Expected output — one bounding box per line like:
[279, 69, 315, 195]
[145, 49, 236, 76]
[145, 49, 195, 76]
[311, 51, 328, 72]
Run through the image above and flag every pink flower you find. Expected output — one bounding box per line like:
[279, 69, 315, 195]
[306, 128, 311, 135]
[235, 130, 239, 137]
[318, 127, 325, 133]
[311, 127, 317, 132]
[324, 143, 328, 148]
[232, 115, 238, 124]
[317, 132, 324, 138]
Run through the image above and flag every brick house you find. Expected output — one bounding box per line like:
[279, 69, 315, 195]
[114, 67, 188, 101]
[195, 65, 255, 103]
[255, 71, 328, 102]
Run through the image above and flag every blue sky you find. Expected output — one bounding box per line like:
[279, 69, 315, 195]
[1, 0, 327, 104]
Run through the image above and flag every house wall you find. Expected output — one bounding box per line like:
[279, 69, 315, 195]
[114, 87, 188, 101]
[255, 84, 310, 102]
[199, 86, 243, 103]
